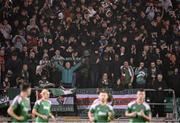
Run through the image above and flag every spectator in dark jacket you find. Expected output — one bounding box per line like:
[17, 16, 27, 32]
[2, 76, 10, 93]
[89, 50, 100, 88]
[112, 54, 121, 82]
[99, 73, 112, 89]
[113, 78, 124, 91]
[99, 54, 112, 76]
[170, 68, 180, 97]
[6, 53, 22, 87]
[147, 62, 161, 85]
[27, 51, 38, 86]
[21, 64, 29, 83]
[153, 74, 167, 117]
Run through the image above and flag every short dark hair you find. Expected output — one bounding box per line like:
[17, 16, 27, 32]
[99, 89, 113, 103]
[20, 83, 31, 92]
[11, 52, 17, 56]
[99, 89, 109, 94]
[138, 88, 145, 92]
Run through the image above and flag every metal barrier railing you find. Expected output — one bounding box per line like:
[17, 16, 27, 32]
[144, 89, 178, 120]
[0, 88, 179, 121]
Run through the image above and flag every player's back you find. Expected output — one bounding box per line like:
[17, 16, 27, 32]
[11, 95, 31, 122]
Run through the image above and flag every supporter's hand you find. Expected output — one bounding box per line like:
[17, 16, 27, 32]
[96, 58, 100, 63]
[117, 79, 121, 85]
[131, 112, 137, 117]
[60, 46, 65, 49]
[107, 112, 113, 121]
[51, 115, 56, 122]
[16, 116, 24, 121]
[96, 88, 100, 93]
[41, 115, 48, 120]
[50, 48, 54, 51]
[128, 83, 132, 87]
[139, 110, 145, 117]
[81, 58, 86, 63]
[89, 117, 94, 122]
[111, 73, 114, 77]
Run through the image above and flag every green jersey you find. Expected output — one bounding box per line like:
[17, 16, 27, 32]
[33, 99, 51, 123]
[11, 95, 31, 123]
[89, 103, 114, 122]
[126, 101, 151, 123]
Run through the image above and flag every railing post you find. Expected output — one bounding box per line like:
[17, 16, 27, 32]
[145, 89, 178, 120]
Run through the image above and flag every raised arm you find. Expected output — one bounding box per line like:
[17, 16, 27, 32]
[54, 61, 64, 71]
[71, 61, 82, 71]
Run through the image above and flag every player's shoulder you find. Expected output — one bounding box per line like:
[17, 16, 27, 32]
[14, 95, 22, 103]
[47, 100, 52, 105]
[35, 100, 41, 105]
[90, 102, 99, 109]
[11, 95, 22, 106]
[107, 104, 113, 110]
[127, 100, 136, 107]
[92, 99, 100, 105]
[35, 99, 51, 105]
[143, 102, 151, 110]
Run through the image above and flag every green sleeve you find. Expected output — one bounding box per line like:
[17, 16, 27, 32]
[33, 101, 39, 110]
[144, 103, 151, 115]
[49, 101, 52, 115]
[108, 105, 115, 116]
[145, 108, 151, 116]
[126, 105, 132, 113]
[11, 96, 20, 110]
[89, 104, 96, 113]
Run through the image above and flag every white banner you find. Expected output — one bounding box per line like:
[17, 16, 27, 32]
[76, 94, 136, 109]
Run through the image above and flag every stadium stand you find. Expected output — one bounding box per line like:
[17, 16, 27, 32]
[0, 0, 179, 122]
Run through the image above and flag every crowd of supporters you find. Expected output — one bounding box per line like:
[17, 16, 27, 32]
[0, 0, 179, 97]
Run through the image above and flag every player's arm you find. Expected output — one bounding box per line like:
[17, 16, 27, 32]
[54, 61, 64, 71]
[32, 101, 48, 120]
[7, 106, 24, 121]
[107, 105, 114, 121]
[139, 107, 152, 121]
[125, 111, 137, 117]
[140, 111, 152, 121]
[32, 108, 48, 120]
[88, 104, 96, 122]
[88, 111, 94, 122]
[48, 101, 56, 121]
[125, 103, 137, 118]
[49, 113, 56, 121]
[7, 97, 24, 121]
